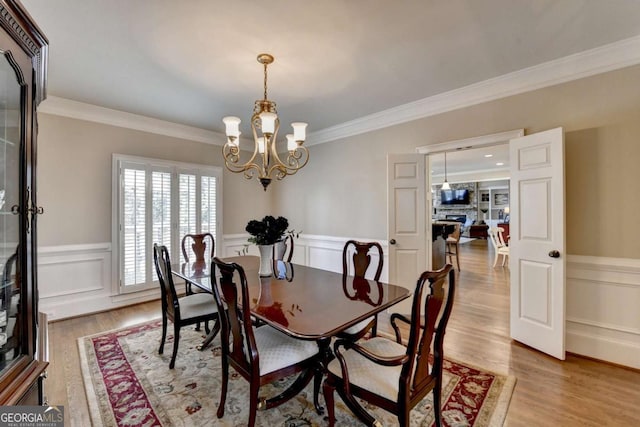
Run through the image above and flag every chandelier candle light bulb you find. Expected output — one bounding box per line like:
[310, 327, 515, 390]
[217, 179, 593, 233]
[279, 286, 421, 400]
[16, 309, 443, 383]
[221, 53, 310, 190]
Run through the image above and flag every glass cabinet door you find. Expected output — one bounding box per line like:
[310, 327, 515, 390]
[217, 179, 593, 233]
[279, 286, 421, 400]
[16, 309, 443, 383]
[0, 51, 22, 371]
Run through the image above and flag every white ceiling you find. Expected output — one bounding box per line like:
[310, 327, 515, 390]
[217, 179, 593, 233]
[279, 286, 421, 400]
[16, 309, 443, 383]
[21, 0, 640, 173]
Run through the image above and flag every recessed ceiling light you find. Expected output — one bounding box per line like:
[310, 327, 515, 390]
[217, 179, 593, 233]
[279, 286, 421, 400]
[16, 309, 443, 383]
[484, 154, 493, 158]
[496, 162, 504, 166]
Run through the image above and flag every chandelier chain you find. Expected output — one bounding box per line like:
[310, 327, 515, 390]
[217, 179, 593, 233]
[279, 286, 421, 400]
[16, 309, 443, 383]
[263, 63, 268, 100]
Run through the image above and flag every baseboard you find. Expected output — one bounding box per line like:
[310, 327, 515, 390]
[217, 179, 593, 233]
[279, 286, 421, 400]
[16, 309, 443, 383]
[566, 255, 640, 369]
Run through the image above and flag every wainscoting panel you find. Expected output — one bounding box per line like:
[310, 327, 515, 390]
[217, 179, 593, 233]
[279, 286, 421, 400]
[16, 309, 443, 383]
[222, 234, 389, 281]
[566, 255, 640, 369]
[38, 244, 159, 321]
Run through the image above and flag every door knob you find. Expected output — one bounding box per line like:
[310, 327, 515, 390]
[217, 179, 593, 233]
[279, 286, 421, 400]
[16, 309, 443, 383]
[389, 239, 397, 245]
[548, 250, 560, 258]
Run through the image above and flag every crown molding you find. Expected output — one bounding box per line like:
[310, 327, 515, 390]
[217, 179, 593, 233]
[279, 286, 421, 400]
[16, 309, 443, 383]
[38, 96, 226, 145]
[36, 35, 640, 148]
[307, 35, 640, 146]
[416, 129, 524, 154]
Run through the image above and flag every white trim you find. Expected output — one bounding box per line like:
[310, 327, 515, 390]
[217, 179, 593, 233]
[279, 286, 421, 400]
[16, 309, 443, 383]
[38, 242, 111, 254]
[565, 254, 640, 369]
[416, 129, 524, 154]
[308, 35, 640, 145]
[38, 96, 226, 145]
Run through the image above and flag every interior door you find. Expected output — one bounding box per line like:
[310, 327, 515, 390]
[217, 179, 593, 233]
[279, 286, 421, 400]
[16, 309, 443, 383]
[509, 127, 566, 359]
[387, 154, 428, 314]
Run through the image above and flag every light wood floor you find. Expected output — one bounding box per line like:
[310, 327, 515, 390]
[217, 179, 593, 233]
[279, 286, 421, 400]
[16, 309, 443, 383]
[47, 240, 640, 426]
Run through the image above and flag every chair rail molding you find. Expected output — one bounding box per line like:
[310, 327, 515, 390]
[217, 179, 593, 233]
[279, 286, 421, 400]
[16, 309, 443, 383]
[566, 254, 640, 369]
[222, 233, 389, 282]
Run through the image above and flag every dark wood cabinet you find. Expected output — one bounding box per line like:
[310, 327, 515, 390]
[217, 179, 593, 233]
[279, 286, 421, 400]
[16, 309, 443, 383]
[469, 224, 489, 239]
[0, 0, 48, 405]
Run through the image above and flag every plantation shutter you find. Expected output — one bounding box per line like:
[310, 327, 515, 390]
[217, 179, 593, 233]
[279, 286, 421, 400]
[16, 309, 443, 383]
[114, 155, 223, 293]
[151, 170, 172, 281]
[179, 173, 197, 263]
[200, 175, 217, 260]
[122, 166, 146, 286]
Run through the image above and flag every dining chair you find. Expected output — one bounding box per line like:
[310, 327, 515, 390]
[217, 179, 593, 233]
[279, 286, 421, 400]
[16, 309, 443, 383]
[181, 232, 215, 294]
[323, 264, 456, 427]
[488, 227, 509, 267]
[272, 233, 294, 262]
[339, 240, 384, 341]
[211, 257, 323, 427]
[445, 222, 461, 271]
[153, 244, 220, 369]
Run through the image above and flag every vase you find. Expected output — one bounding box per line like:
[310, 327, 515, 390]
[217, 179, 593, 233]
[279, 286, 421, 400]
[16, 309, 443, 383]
[258, 244, 274, 277]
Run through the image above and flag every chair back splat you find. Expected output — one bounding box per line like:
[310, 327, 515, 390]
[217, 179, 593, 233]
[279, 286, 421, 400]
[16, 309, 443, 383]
[339, 240, 384, 340]
[181, 232, 215, 263]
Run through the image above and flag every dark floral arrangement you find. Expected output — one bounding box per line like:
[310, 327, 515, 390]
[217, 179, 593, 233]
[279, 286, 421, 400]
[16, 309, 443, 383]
[246, 215, 289, 245]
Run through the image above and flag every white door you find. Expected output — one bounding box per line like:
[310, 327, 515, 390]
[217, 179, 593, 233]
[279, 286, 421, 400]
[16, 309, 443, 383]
[509, 127, 566, 360]
[387, 154, 429, 314]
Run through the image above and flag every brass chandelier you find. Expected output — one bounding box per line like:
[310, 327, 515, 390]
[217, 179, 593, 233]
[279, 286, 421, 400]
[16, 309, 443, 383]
[222, 53, 309, 190]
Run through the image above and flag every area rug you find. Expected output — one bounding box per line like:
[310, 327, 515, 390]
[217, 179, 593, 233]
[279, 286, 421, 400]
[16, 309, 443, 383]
[458, 237, 476, 244]
[78, 320, 515, 427]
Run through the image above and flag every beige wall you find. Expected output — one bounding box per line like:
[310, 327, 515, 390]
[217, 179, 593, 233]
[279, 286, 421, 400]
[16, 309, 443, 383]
[36, 114, 271, 246]
[37, 64, 640, 258]
[274, 64, 640, 258]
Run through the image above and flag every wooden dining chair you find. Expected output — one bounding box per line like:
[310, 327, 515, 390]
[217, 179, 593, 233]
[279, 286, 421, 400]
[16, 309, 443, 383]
[488, 227, 510, 267]
[181, 232, 215, 331]
[272, 233, 294, 262]
[153, 244, 220, 369]
[323, 264, 455, 427]
[211, 257, 323, 427]
[339, 240, 384, 341]
[181, 232, 215, 294]
[445, 222, 461, 271]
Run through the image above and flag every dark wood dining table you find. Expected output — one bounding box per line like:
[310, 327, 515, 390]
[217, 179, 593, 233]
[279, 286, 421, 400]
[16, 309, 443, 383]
[172, 255, 411, 412]
[173, 255, 411, 345]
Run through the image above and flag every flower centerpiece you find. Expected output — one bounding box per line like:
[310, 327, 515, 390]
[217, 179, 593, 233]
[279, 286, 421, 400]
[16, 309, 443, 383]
[246, 215, 289, 276]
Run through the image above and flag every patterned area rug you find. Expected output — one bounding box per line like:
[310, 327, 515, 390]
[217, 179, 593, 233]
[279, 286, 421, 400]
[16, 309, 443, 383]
[78, 321, 515, 426]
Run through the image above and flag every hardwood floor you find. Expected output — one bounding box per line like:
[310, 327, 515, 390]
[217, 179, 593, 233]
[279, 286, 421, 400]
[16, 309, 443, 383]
[46, 239, 640, 426]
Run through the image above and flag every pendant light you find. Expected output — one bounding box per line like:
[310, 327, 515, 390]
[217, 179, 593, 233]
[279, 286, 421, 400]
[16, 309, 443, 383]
[441, 151, 451, 190]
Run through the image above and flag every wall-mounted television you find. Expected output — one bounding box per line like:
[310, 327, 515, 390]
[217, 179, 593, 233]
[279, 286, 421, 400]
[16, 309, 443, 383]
[441, 189, 470, 205]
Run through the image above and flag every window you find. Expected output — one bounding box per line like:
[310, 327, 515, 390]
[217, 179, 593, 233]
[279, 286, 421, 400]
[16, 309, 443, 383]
[113, 155, 222, 293]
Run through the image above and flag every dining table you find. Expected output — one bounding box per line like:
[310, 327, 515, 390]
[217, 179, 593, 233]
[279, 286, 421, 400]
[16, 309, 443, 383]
[173, 255, 411, 346]
[172, 255, 411, 413]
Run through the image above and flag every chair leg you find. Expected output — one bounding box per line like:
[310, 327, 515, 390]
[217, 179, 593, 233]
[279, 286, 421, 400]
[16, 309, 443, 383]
[398, 407, 411, 427]
[433, 375, 443, 427]
[493, 251, 499, 267]
[169, 323, 180, 369]
[313, 365, 324, 414]
[454, 243, 460, 271]
[159, 314, 167, 354]
[217, 356, 228, 418]
[248, 381, 259, 427]
[322, 378, 337, 427]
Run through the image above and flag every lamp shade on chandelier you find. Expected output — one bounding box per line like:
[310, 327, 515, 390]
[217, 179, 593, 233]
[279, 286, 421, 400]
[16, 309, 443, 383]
[222, 53, 309, 190]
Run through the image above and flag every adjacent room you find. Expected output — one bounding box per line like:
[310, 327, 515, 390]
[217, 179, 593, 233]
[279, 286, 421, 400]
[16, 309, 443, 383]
[2, 1, 640, 426]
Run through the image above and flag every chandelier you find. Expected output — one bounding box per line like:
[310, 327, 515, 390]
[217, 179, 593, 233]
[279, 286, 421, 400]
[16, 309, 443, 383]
[222, 53, 309, 190]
